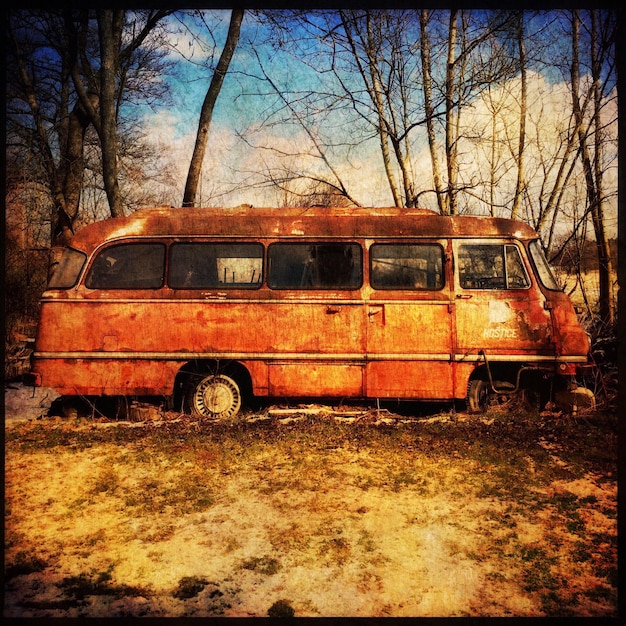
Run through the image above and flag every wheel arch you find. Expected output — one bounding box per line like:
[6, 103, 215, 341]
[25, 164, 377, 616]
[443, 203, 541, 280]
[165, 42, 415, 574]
[465, 361, 556, 413]
[465, 362, 520, 413]
[467, 362, 521, 386]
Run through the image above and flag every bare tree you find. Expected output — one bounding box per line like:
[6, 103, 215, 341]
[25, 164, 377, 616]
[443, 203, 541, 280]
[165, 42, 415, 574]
[70, 9, 173, 218]
[251, 10, 428, 207]
[95, 10, 125, 217]
[182, 8, 244, 207]
[444, 9, 460, 215]
[340, 10, 406, 206]
[570, 9, 616, 326]
[7, 11, 91, 245]
[247, 44, 362, 207]
[510, 11, 527, 220]
[419, 9, 446, 214]
[421, 10, 520, 215]
[259, 10, 518, 212]
[6, 9, 174, 244]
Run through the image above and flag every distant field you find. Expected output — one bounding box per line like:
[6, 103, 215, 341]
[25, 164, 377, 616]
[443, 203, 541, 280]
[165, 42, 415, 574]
[553, 268, 617, 314]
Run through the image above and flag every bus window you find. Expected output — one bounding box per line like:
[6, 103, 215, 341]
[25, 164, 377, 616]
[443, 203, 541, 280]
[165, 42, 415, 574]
[169, 243, 263, 289]
[85, 243, 165, 289]
[505, 245, 531, 289]
[459, 244, 530, 290]
[371, 244, 444, 290]
[47, 248, 87, 289]
[529, 240, 561, 291]
[268, 243, 362, 289]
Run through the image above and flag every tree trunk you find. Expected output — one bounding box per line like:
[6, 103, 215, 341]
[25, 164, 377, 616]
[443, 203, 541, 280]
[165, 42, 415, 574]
[589, 11, 614, 326]
[445, 10, 459, 215]
[97, 9, 125, 218]
[9, 19, 82, 246]
[339, 10, 402, 207]
[511, 12, 527, 220]
[364, 12, 402, 207]
[571, 10, 614, 327]
[420, 10, 446, 215]
[183, 8, 244, 208]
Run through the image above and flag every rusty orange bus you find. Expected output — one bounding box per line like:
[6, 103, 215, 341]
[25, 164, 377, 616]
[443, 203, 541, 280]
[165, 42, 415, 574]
[28, 206, 594, 418]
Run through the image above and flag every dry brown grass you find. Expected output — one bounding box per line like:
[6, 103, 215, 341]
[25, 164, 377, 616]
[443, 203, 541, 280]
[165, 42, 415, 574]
[4, 406, 618, 618]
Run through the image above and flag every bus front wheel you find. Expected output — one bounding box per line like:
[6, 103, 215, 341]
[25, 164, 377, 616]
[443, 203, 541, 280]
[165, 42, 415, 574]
[467, 379, 515, 413]
[186, 373, 242, 420]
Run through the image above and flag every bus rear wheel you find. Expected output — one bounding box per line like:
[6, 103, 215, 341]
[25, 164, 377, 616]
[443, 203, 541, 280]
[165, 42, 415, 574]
[186, 373, 242, 420]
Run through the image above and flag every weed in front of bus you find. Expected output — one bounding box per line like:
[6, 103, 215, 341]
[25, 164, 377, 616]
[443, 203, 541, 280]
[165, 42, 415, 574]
[90, 466, 120, 496]
[172, 575, 209, 599]
[241, 556, 282, 576]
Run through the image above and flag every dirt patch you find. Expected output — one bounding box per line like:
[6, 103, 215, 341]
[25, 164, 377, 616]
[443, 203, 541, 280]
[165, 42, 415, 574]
[3, 387, 618, 618]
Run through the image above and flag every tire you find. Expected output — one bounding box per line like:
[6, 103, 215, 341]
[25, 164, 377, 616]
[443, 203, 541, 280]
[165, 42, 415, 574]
[185, 373, 242, 419]
[467, 379, 490, 413]
[467, 379, 515, 413]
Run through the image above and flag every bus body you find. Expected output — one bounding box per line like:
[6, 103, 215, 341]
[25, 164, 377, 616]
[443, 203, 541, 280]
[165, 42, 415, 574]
[29, 206, 593, 417]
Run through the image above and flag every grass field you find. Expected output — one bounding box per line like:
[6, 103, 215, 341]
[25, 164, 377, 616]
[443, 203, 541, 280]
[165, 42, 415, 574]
[4, 403, 618, 618]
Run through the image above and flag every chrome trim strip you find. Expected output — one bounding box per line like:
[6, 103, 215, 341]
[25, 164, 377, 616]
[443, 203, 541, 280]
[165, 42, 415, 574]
[33, 351, 587, 363]
[33, 351, 451, 361]
[39, 298, 452, 306]
[454, 353, 587, 363]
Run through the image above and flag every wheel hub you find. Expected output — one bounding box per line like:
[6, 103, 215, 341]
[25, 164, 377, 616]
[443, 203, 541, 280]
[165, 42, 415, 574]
[202, 381, 234, 414]
[193, 374, 241, 418]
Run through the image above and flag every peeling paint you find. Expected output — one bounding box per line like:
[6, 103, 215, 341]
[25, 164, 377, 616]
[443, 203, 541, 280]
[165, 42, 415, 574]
[488, 301, 512, 323]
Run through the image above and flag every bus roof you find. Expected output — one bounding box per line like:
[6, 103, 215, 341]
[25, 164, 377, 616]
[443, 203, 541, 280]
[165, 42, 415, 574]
[67, 206, 539, 252]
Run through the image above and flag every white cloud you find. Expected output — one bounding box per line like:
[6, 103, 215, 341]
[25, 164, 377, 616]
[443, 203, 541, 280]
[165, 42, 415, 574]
[138, 61, 617, 237]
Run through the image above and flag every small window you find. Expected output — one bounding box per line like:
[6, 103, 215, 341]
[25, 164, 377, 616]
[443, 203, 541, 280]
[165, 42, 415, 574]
[459, 244, 530, 290]
[169, 243, 263, 289]
[85, 243, 165, 289]
[268, 243, 362, 289]
[47, 248, 87, 289]
[371, 244, 444, 290]
[529, 240, 561, 291]
[505, 245, 531, 289]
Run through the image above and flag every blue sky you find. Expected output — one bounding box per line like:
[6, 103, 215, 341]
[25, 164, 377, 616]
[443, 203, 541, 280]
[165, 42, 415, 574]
[131, 8, 617, 230]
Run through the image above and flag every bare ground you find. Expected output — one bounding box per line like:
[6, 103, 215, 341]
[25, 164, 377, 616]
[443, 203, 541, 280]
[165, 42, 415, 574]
[3, 384, 618, 618]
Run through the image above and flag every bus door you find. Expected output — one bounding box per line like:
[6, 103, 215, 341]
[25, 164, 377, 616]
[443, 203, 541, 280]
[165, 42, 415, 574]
[365, 241, 454, 399]
[266, 242, 366, 397]
[453, 240, 554, 367]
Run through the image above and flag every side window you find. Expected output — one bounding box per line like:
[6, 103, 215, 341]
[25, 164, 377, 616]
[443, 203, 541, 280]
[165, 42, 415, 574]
[47, 248, 87, 289]
[169, 243, 263, 289]
[459, 244, 529, 290]
[505, 245, 531, 289]
[268, 243, 362, 289]
[529, 240, 561, 290]
[371, 244, 444, 290]
[85, 243, 165, 289]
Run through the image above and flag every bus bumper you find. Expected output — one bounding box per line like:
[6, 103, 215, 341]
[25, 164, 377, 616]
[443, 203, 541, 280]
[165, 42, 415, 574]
[554, 362, 597, 413]
[555, 386, 596, 413]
